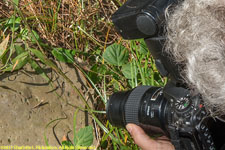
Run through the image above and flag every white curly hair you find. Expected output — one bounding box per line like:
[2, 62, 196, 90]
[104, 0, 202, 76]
[165, 0, 225, 115]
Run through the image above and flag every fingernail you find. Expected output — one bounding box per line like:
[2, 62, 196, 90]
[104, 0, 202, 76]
[126, 124, 133, 134]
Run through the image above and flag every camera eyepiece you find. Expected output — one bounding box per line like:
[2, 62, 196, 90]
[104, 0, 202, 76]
[106, 86, 170, 130]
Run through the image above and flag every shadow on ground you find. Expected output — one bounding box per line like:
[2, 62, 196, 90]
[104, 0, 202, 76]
[0, 62, 96, 146]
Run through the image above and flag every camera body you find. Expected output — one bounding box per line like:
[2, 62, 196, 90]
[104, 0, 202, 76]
[106, 0, 225, 150]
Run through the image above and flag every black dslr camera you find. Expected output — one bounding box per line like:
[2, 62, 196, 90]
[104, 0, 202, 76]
[106, 0, 225, 150]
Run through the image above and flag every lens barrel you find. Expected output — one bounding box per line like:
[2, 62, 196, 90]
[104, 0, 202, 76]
[106, 90, 131, 127]
[106, 86, 170, 130]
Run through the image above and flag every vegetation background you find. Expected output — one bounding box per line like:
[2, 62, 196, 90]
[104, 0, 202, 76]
[0, 0, 166, 149]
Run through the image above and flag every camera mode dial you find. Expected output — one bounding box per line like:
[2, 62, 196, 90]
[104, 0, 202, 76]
[174, 96, 191, 111]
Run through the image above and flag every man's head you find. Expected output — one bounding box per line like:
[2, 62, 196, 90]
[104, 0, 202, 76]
[165, 0, 225, 115]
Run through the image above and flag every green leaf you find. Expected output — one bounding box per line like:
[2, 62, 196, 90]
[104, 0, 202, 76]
[20, 28, 29, 40]
[31, 30, 40, 42]
[62, 140, 73, 147]
[109, 79, 121, 91]
[103, 43, 129, 66]
[30, 48, 57, 68]
[6, 16, 21, 32]
[121, 63, 137, 79]
[3, 51, 29, 72]
[139, 40, 148, 55]
[29, 59, 50, 82]
[52, 48, 75, 63]
[74, 126, 93, 147]
[20, 29, 40, 42]
[62, 140, 73, 150]
[13, 0, 19, 6]
[15, 45, 25, 55]
[88, 64, 107, 84]
[0, 35, 10, 59]
[100, 140, 108, 149]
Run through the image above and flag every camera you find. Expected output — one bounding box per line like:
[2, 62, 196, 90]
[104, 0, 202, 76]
[106, 0, 225, 150]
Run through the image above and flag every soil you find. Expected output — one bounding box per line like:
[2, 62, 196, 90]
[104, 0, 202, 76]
[0, 62, 96, 147]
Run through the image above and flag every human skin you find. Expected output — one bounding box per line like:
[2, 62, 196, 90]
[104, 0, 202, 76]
[126, 124, 175, 150]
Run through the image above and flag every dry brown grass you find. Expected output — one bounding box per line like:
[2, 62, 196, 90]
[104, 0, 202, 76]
[7, 0, 124, 51]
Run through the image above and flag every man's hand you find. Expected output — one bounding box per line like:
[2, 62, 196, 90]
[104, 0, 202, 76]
[126, 124, 175, 150]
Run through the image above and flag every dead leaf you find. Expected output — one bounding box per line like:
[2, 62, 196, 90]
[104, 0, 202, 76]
[12, 59, 19, 72]
[0, 34, 10, 57]
[62, 135, 67, 141]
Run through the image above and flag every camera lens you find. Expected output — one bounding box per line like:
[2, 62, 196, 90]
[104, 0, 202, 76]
[106, 86, 170, 130]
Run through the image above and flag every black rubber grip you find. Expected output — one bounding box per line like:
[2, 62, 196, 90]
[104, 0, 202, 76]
[125, 86, 151, 125]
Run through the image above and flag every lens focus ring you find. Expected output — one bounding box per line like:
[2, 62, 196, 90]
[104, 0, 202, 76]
[125, 86, 151, 125]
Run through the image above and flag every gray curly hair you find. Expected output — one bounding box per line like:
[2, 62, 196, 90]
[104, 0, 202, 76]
[165, 0, 225, 115]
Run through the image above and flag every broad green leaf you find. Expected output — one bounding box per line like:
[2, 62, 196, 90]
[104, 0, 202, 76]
[30, 48, 57, 68]
[139, 40, 148, 55]
[1, 53, 8, 65]
[29, 59, 50, 82]
[74, 126, 93, 147]
[13, 0, 19, 6]
[121, 63, 137, 79]
[6, 16, 21, 32]
[103, 43, 129, 66]
[3, 51, 29, 71]
[52, 48, 75, 63]
[109, 79, 121, 91]
[15, 45, 25, 55]
[0, 35, 10, 58]
[31, 30, 40, 42]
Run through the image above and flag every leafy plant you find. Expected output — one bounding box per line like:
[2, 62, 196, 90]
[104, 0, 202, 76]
[3, 51, 29, 72]
[74, 126, 93, 147]
[0, 35, 10, 59]
[52, 48, 76, 64]
[60, 110, 94, 150]
[121, 62, 137, 79]
[103, 43, 129, 66]
[5, 16, 21, 32]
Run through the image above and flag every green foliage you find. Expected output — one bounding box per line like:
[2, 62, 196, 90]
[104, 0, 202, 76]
[5, 16, 21, 32]
[139, 40, 149, 55]
[88, 64, 107, 84]
[30, 48, 57, 69]
[15, 45, 25, 55]
[3, 51, 29, 72]
[13, 0, 20, 6]
[20, 29, 40, 42]
[52, 48, 75, 63]
[29, 59, 50, 82]
[121, 62, 137, 79]
[100, 40, 165, 88]
[72, 109, 94, 147]
[74, 126, 93, 147]
[103, 43, 129, 66]
[61, 140, 73, 150]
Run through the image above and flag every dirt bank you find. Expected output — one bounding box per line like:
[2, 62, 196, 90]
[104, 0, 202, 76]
[0, 62, 95, 146]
